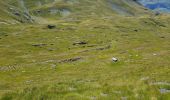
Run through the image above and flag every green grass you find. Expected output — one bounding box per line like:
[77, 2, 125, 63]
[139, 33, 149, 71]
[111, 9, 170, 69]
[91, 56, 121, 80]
[0, 0, 170, 99]
[0, 15, 170, 99]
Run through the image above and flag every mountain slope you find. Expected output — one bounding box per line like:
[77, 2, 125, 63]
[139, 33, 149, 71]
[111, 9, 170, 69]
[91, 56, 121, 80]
[0, 0, 170, 100]
[0, 0, 150, 24]
[0, 0, 34, 24]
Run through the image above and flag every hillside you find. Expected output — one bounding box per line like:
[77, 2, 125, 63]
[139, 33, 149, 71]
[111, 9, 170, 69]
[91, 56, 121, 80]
[0, 0, 150, 24]
[0, 0, 170, 100]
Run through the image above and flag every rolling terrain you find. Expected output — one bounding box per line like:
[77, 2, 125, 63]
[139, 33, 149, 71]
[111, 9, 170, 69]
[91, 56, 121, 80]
[0, 0, 170, 100]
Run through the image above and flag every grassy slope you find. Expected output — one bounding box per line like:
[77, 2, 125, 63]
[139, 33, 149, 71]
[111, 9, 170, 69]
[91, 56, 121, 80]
[0, 0, 170, 100]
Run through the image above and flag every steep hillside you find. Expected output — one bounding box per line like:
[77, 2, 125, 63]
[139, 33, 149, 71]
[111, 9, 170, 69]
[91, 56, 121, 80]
[0, 0, 149, 24]
[0, 0, 34, 24]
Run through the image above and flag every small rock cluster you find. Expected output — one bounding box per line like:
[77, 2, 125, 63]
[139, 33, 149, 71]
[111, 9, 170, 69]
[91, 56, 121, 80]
[59, 57, 82, 63]
[47, 25, 56, 29]
[112, 57, 118, 62]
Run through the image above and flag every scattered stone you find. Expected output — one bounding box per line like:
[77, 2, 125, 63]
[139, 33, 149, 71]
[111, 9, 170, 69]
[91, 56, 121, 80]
[32, 43, 47, 47]
[47, 25, 56, 29]
[112, 57, 118, 62]
[59, 57, 82, 63]
[73, 41, 87, 45]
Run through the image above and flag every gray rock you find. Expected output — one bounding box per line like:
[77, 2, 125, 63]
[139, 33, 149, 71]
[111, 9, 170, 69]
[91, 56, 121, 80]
[32, 43, 47, 47]
[112, 57, 118, 62]
[59, 57, 82, 63]
[47, 25, 56, 29]
[73, 41, 87, 45]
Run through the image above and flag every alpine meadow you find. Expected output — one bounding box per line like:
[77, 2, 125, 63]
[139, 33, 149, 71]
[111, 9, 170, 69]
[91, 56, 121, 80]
[0, 0, 170, 100]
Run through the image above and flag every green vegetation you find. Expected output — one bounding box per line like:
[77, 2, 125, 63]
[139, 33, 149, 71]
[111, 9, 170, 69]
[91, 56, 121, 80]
[0, 0, 170, 100]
